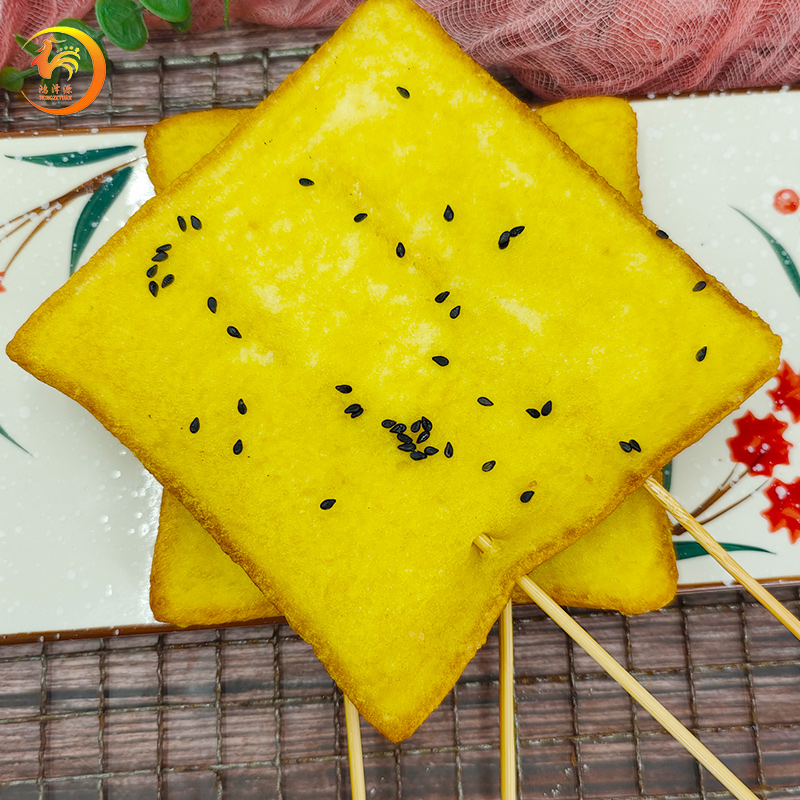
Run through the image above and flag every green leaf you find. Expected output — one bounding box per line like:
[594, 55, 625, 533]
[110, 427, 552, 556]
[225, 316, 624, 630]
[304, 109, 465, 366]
[733, 207, 800, 299]
[139, 0, 191, 23]
[170, 7, 193, 32]
[53, 19, 108, 73]
[5, 145, 138, 168]
[674, 541, 774, 561]
[95, 0, 148, 50]
[661, 460, 672, 493]
[70, 166, 133, 275]
[224, 0, 230, 29]
[14, 33, 39, 58]
[0, 66, 36, 92]
[0, 421, 32, 456]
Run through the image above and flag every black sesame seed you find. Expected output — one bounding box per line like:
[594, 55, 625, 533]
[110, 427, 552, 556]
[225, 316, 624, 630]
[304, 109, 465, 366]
[161, 274, 174, 288]
[696, 346, 708, 362]
[482, 460, 496, 472]
[398, 442, 415, 452]
[693, 281, 707, 292]
[146, 265, 158, 278]
[177, 215, 186, 231]
[335, 385, 353, 394]
[498, 230, 511, 250]
[421, 417, 432, 432]
[390, 423, 406, 434]
[444, 204, 454, 222]
[207, 297, 217, 313]
[148, 280, 158, 297]
[320, 498, 336, 510]
[510, 225, 525, 237]
[410, 421, 422, 433]
[396, 242, 405, 258]
[189, 417, 200, 433]
[227, 326, 242, 338]
[619, 441, 633, 453]
[397, 433, 412, 444]
[156, 244, 172, 252]
[417, 431, 430, 444]
[299, 178, 314, 186]
[432, 355, 449, 366]
[382, 419, 397, 429]
[526, 408, 541, 419]
[520, 490, 534, 503]
[449, 306, 461, 319]
[435, 291, 450, 304]
[351, 407, 364, 418]
[233, 439, 243, 455]
[630, 439, 641, 452]
[656, 229, 670, 239]
[190, 215, 202, 230]
[444, 442, 453, 458]
[542, 400, 552, 416]
[477, 397, 493, 406]
[423, 446, 439, 456]
[354, 213, 368, 222]
[238, 399, 247, 415]
[410, 451, 426, 460]
[151, 251, 168, 262]
[396, 86, 410, 98]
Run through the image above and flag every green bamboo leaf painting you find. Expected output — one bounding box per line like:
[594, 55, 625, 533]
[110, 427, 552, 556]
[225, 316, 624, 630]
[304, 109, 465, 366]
[661, 460, 672, 493]
[733, 207, 800, 298]
[70, 166, 133, 275]
[5, 145, 137, 168]
[674, 541, 774, 561]
[0, 421, 31, 456]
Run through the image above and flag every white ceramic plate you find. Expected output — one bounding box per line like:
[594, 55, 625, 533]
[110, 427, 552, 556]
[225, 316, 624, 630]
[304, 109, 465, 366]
[634, 90, 800, 589]
[2, 91, 800, 638]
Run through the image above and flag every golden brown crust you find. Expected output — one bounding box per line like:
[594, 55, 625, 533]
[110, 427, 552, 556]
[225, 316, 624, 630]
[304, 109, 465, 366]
[145, 108, 246, 194]
[6, 0, 780, 743]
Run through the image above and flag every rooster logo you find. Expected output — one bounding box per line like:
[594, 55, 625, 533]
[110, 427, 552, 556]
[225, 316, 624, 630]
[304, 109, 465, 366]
[22, 26, 106, 116]
[31, 35, 81, 80]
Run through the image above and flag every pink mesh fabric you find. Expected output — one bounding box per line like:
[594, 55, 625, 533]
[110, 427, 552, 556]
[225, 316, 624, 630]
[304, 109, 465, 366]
[2, 0, 800, 98]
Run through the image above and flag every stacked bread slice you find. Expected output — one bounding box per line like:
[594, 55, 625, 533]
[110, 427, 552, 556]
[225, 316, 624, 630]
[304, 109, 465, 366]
[7, 0, 779, 741]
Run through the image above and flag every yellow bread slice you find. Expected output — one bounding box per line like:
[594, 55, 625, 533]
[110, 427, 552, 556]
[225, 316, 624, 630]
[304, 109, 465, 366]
[536, 97, 643, 212]
[146, 98, 676, 625]
[8, 0, 779, 741]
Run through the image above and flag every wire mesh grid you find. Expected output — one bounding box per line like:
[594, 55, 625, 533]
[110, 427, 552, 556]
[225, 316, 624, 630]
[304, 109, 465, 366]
[1, 22, 800, 800]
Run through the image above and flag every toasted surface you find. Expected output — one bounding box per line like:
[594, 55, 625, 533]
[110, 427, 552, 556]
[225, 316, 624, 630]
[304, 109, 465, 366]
[148, 96, 675, 624]
[146, 108, 244, 194]
[537, 97, 643, 211]
[150, 491, 279, 625]
[8, 0, 779, 741]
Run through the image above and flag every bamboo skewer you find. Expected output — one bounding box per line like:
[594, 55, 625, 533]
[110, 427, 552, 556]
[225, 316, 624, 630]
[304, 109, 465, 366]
[644, 476, 800, 643]
[344, 696, 367, 800]
[474, 534, 758, 800]
[498, 600, 517, 800]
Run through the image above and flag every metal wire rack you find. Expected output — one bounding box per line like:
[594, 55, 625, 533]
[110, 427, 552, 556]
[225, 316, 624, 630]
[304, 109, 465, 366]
[1, 23, 800, 799]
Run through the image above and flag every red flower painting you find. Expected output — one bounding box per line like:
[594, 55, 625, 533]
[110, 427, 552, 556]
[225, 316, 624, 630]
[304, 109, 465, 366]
[726, 411, 791, 476]
[768, 360, 800, 423]
[762, 478, 800, 544]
